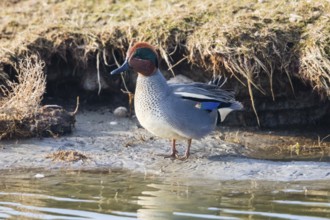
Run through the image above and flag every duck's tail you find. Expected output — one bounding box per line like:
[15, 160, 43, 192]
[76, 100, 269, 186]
[217, 101, 243, 122]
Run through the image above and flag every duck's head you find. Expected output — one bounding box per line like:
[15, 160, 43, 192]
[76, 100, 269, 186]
[110, 42, 159, 76]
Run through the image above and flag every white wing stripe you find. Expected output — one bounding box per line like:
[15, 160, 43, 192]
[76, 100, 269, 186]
[174, 92, 216, 100]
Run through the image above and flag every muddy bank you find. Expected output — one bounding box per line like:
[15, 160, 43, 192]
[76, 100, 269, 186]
[0, 108, 329, 182]
[1, 0, 330, 129]
[220, 128, 330, 161]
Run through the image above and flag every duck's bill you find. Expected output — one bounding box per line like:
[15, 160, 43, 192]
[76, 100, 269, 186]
[110, 60, 130, 75]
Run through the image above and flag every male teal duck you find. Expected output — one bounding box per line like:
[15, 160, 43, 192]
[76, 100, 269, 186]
[111, 42, 243, 159]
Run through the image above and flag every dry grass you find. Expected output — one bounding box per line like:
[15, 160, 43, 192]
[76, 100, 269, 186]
[300, 10, 330, 98]
[0, 55, 46, 121]
[46, 150, 88, 162]
[0, 0, 330, 124]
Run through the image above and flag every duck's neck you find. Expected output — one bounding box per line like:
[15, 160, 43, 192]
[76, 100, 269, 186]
[136, 69, 169, 97]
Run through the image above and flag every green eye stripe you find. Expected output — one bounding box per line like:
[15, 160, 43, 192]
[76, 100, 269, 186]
[133, 48, 158, 66]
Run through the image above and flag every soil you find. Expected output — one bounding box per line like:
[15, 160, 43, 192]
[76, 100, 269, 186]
[0, 107, 329, 182]
[0, 105, 76, 139]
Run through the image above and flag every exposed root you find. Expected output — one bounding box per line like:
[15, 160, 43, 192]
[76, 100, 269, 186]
[96, 50, 101, 95]
[159, 45, 176, 77]
[72, 96, 80, 116]
[248, 80, 260, 126]
[168, 56, 188, 72]
[0, 0, 330, 128]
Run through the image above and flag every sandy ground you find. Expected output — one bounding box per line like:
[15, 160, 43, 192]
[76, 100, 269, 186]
[0, 107, 329, 182]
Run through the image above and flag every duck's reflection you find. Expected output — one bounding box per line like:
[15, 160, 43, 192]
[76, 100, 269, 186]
[137, 183, 192, 220]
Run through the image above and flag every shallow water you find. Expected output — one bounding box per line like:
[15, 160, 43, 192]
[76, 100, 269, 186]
[0, 169, 329, 220]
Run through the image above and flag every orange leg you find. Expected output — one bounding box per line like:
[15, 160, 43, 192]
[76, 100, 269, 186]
[178, 139, 192, 160]
[163, 139, 178, 159]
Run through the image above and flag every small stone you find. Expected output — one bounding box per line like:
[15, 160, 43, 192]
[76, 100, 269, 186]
[34, 173, 45, 178]
[113, 106, 128, 118]
[110, 121, 118, 125]
[167, 74, 194, 84]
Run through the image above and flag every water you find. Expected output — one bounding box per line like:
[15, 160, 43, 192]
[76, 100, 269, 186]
[0, 169, 329, 220]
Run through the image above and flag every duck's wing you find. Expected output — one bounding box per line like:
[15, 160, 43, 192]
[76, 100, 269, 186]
[169, 82, 243, 122]
[170, 82, 234, 102]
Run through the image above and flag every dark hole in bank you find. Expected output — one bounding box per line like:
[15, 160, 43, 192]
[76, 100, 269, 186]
[1, 53, 330, 129]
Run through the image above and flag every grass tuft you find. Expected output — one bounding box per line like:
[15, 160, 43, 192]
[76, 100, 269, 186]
[0, 55, 46, 121]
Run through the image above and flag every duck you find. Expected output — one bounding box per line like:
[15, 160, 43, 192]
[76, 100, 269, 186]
[111, 42, 243, 159]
